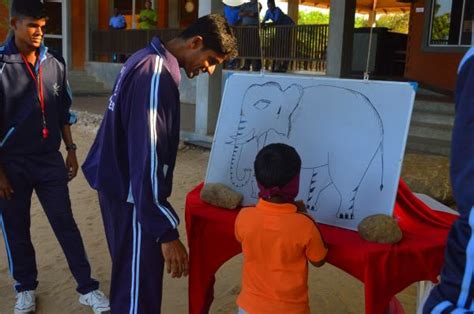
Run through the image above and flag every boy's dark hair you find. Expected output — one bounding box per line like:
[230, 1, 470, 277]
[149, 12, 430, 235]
[254, 143, 301, 188]
[11, 0, 48, 19]
[179, 14, 238, 59]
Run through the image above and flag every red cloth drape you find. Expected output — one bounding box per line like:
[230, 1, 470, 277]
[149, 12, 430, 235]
[186, 180, 458, 314]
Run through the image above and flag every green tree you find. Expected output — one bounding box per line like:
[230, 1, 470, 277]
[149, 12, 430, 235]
[376, 12, 410, 34]
[355, 16, 369, 28]
[298, 11, 329, 25]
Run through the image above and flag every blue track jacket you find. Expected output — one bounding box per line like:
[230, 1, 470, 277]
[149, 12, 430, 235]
[82, 37, 181, 242]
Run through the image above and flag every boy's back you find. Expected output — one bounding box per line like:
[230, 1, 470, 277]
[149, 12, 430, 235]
[235, 199, 327, 314]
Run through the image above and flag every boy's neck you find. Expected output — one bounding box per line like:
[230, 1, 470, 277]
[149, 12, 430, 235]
[265, 196, 289, 204]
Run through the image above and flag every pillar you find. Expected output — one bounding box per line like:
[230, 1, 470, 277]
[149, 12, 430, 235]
[288, 0, 299, 24]
[195, 0, 224, 136]
[157, 0, 168, 28]
[168, 1, 179, 28]
[326, 0, 356, 77]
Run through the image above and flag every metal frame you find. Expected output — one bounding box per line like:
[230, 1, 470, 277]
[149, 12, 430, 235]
[43, 0, 70, 66]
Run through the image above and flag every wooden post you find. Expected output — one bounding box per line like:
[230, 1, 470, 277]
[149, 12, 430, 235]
[156, 0, 168, 28]
[287, 0, 299, 24]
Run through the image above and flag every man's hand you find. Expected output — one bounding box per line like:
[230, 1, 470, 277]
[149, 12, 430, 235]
[0, 167, 13, 200]
[161, 239, 189, 278]
[65, 151, 78, 181]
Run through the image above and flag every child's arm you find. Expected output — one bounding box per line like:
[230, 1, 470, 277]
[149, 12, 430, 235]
[303, 216, 328, 267]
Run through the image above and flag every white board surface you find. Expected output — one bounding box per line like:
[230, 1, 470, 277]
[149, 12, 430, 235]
[205, 73, 416, 230]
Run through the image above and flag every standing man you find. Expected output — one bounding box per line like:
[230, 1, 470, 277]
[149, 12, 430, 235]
[109, 8, 127, 30]
[262, 0, 295, 72]
[239, 0, 261, 71]
[82, 14, 237, 313]
[0, 1, 110, 313]
[420, 48, 474, 312]
[109, 8, 127, 63]
[138, 0, 157, 30]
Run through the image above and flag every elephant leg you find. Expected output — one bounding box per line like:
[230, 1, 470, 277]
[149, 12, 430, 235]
[303, 166, 332, 212]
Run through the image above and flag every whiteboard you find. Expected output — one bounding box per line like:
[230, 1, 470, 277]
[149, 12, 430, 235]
[205, 73, 416, 230]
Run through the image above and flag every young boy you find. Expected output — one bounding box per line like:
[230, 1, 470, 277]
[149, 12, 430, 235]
[235, 143, 328, 314]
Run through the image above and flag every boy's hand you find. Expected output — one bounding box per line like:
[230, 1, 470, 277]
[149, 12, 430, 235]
[161, 239, 189, 278]
[294, 200, 307, 213]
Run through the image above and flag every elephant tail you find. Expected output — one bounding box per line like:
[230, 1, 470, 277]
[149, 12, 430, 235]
[378, 139, 384, 191]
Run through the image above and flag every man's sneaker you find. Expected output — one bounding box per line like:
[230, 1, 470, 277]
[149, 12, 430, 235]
[14, 290, 36, 314]
[79, 290, 110, 314]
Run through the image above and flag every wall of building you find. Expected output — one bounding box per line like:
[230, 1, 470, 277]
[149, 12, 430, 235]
[0, 2, 8, 42]
[404, 1, 465, 93]
[72, 0, 86, 69]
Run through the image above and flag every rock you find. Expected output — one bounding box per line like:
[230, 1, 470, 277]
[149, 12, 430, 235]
[200, 183, 243, 210]
[402, 153, 454, 207]
[357, 214, 403, 244]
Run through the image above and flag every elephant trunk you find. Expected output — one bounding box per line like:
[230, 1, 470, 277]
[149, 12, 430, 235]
[229, 143, 252, 188]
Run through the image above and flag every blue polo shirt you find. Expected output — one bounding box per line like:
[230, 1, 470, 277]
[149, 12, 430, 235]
[263, 7, 295, 25]
[109, 15, 126, 29]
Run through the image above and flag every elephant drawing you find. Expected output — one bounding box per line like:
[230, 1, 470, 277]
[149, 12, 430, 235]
[226, 81, 384, 220]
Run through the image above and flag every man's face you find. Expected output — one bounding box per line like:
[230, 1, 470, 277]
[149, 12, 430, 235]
[181, 36, 227, 79]
[268, 1, 275, 10]
[11, 16, 46, 49]
[145, 1, 151, 9]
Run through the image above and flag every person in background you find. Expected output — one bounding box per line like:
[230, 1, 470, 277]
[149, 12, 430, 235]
[235, 143, 328, 314]
[138, 0, 157, 30]
[223, 2, 242, 69]
[109, 8, 127, 30]
[239, 0, 261, 71]
[262, 0, 295, 72]
[109, 8, 127, 62]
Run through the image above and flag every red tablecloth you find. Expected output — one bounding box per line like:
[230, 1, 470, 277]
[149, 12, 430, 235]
[185, 181, 458, 314]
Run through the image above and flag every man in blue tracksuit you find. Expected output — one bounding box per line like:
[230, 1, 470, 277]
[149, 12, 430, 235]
[421, 48, 474, 313]
[0, 1, 110, 313]
[82, 14, 238, 313]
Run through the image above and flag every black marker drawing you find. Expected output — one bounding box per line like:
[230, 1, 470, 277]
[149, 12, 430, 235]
[225, 81, 385, 220]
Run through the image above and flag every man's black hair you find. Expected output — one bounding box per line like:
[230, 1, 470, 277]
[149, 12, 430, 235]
[179, 14, 238, 59]
[11, 0, 48, 19]
[254, 143, 301, 188]
[267, 0, 276, 6]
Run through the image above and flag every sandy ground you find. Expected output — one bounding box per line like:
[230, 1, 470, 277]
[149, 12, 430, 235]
[0, 112, 421, 314]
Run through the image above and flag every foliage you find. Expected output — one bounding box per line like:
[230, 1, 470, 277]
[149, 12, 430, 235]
[355, 16, 369, 28]
[430, 13, 450, 40]
[376, 12, 409, 34]
[298, 11, 329, 25]
[298, 10, 409, 34]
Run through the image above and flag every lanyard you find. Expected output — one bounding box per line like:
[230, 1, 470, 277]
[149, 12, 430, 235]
[20, 54, 49, 139]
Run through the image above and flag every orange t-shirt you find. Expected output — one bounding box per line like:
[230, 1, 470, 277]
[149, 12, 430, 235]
[235, 199, 328, 314]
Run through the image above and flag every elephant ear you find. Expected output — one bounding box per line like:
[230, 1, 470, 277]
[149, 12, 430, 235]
[284, 84, 304, 113]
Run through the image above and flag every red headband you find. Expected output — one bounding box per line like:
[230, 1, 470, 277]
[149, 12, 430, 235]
[257, 172, 300, 203]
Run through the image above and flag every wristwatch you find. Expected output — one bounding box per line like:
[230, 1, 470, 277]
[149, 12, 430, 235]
[66, 143, 77, 151]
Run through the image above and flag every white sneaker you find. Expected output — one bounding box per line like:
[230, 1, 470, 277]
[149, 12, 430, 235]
[79, 290, 110, 314]
[14, 290, 36, 314]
